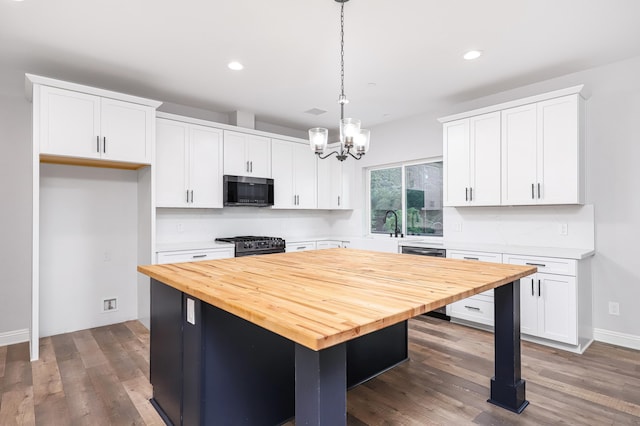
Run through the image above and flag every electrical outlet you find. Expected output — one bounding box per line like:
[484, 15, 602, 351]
[103, 298, 118, 312]
[559, 223, 568, 236]
[608, 301, 620, 316]
[176, 223, 184, 233]
[103, 251, 111, 262]
[453, 222, 462, 232]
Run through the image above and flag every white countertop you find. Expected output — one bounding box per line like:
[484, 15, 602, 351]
[397, 240, 594, 260]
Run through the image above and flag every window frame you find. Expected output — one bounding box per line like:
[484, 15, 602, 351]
[366, 157, 443, 238]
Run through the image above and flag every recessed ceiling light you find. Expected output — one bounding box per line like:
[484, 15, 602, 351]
[463, 50, 482, 60]
[228, 61, 244, 71]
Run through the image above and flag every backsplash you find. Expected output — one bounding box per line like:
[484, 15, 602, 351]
[444, 204, 594, 249]
[155, 208, 355, 244]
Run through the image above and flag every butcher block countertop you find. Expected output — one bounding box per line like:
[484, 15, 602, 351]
[138, 248, 536, 351]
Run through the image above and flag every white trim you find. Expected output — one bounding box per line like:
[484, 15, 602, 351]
[0, 329, 30, 347]
[156, 112, 307, 144]
[25, 74, 163, 108]
[437, 85, 586, 123]
[594, 328, 640, 351]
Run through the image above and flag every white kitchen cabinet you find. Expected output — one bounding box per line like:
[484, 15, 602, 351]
[502, 94, 584, 205]
[39, 85, 154, 165]
[157, 247, 234, 264]
[156, 119, 223, 208]
[223, 130, 271, 177]
[443, 112, 501, 206]
[317, 155, 354, 209]
[271, 140, 317, 209]
[285, 241, 317, 253]
[447, 250, 502, 326]
[316, 240, 346, 249]
[504, 254, 578, 345]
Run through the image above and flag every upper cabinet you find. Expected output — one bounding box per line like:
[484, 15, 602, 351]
[271, 140, 317, 209]
[36, 84, 158, 167]
[443, 112, 501, 207]
[223, 130, 271, 177]
[317, 156, 354, 209]
[156, 118, 223, 208]
[502, 95, 583, 205]
[440, 86, 585, 207]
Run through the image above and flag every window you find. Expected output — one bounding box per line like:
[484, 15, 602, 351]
[369, 160, 443, 237]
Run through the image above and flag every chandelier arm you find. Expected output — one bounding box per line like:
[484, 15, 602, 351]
[347, 151, 364, 160]
[315, 150, 340, 160]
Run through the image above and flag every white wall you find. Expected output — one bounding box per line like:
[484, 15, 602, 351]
[354, 55, 640, 343]
[0, 75, 32, 343]
[156, 207, 352, 244]
[39, 164, 139, 337]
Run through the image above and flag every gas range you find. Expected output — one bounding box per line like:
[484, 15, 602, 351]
[215, 236, 286, 257]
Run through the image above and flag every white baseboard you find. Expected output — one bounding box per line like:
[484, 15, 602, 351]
[594, 328, 640, 350]
[0, 328, 30, 347]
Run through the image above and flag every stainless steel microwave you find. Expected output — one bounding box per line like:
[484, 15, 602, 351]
[223, 175, 274, 207]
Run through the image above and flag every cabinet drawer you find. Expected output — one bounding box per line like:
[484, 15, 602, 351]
[449, 297, 494, 326]
[285, 241, 317, 252]
[447, 250, 502, 263]
[157, 249, 234, 264]
[503, 254, 576, 276]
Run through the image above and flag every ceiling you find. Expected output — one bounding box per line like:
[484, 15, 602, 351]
[2, 0, 640, 133]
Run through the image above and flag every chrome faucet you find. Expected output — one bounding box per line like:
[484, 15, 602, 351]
[384, 210, 402, 238]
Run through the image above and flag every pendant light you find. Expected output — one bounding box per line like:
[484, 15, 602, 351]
[309, 0, 370, 161]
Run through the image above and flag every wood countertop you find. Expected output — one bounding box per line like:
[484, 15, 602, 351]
[138, 248, 536, 351]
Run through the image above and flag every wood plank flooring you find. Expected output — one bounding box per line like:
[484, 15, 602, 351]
[0, 317, 639, 425]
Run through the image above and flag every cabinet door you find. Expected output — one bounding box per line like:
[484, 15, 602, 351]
[189, 125, 223, 208]
[339, 160, 354, 209]
[470, 112, 501, 206]
[443, 119, 470, 206]
[520, 274, 539, 336]
[246, 134, 272, 177]
[318, 156, 342, 209]
[501, 104, 537, 205]
[292, 143, 317, 208]
[223, 130, 249, 175]
[39, 85, 101, 159]
[100, 98, 153, 163]
[271, 140, 295, 208]
[537, 95, 580, 204]
[156, 119, 189, 207]
[537, 274, 577, 344]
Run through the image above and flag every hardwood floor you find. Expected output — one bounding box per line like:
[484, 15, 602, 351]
[0, 317, 638, 425]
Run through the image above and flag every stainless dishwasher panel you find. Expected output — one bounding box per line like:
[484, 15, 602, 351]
[401, 245, 449, 320]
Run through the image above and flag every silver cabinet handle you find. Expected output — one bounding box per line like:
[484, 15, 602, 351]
[337, 195, 341, 206]
[192, 254, 207, 259]
[103, 136, 106, 153]
[537, 183, 541, 199]
[190, 190, 194, 203]
[465, 187, 468, 201]
[296, 246, 307, 250]
[250, 161, 253, 172]
[531, 278, 534, 296]
[531, 183, 535, 199]
[464, 305, 480, 311]
[538, 279, 541, 297]
[96, 136, 100, 153]
[463, 257, 479, 260]
[246, 161, 250, 172]
[186, 190, 190, 203]
[525, 262, 546, 267]
[470, 187, 473, 201]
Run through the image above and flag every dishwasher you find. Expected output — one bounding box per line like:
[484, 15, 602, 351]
[401, 245, 450, 321]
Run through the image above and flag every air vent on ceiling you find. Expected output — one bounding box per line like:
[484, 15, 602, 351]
[304, 108, 327, 116]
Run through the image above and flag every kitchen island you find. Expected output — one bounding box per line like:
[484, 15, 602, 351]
[138, 248, 536, 425]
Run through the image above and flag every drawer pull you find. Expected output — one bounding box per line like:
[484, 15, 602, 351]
[192, 254, 207, 259]
[464, 305, 480, 311]
[296, 246, 307, 250]
[463, 257, 479, 260]
[531, 278, 534, 296]
[525, 262, 546, 267]
[538, 279, 541, 297]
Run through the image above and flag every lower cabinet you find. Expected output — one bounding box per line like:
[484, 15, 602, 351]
[446, 250, 502, 327]
[157, 247, 235, 264]
[316, 240, 347, 249]
[504, 254, 579, 346]
[285, 241, 317, 253]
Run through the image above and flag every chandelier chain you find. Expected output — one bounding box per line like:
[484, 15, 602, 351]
[340, 1, 345, 119]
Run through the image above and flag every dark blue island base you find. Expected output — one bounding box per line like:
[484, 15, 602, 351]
[149, 279, 409, 426]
